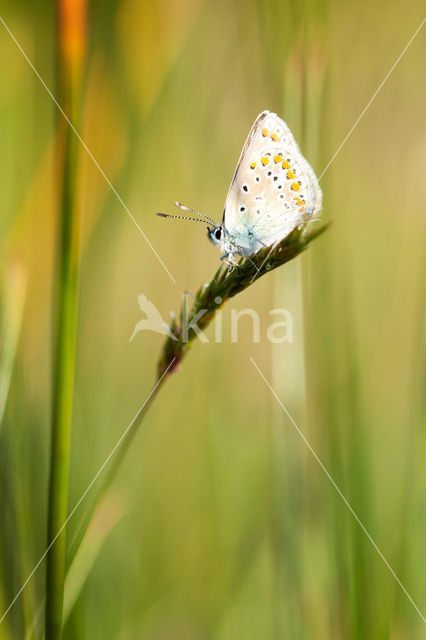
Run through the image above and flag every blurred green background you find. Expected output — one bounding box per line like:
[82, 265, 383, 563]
[1, 0, 425, 638]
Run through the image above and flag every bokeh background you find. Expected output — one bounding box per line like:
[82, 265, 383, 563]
[1, 0, 425, 638]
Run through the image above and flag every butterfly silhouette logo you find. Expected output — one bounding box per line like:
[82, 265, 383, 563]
[129, 294, 177, 342]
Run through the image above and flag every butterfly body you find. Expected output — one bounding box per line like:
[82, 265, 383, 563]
[158, 110, 322, 266]
[207, 223, 262, 264]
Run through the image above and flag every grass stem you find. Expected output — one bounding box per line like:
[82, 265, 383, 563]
[45, 1, 87, 637]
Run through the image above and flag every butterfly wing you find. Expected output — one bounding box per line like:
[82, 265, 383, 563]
[222, 111, 322, 254]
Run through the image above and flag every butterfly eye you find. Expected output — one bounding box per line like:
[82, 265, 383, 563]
[214, 228, 222, 240]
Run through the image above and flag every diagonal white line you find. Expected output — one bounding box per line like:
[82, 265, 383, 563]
[249, 243, 276, 284]
[0, 359, 175, 625]
[318, 17, 426, 181]
[250, 356, 426, 624]
[0, 15, 176, 284]
[254, 20, 425, 286]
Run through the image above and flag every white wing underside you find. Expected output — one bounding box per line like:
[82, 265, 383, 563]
[222, 111, 322, 256]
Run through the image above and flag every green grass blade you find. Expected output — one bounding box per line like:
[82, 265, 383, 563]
[44, 2, 87, 637]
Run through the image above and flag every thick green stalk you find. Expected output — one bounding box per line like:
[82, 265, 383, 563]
[45, 122, 79, 640]
[45, 1, 86, 637]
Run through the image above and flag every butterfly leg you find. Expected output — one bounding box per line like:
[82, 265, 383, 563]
[220, 253, 241, 271]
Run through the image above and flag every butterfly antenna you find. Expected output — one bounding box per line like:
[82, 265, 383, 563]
[156, 212, 213, 227]
[174, 201, 217, 227]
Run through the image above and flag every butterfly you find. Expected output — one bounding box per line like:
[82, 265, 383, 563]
[157, 110, 322, 267]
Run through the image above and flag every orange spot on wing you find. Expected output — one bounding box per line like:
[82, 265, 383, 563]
[274, 155, 283, 163]
[262, 128, 269, 137]
[250, 161, 257, 169]
[271, 132, 279, 141]
[291, 181, 301, 191]
[286, 169, 296, 180]
[261, 156, 269, 166]
[282, 160, 291, 169]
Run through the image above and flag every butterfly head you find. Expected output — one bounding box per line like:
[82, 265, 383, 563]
[207, 225, 225, 248]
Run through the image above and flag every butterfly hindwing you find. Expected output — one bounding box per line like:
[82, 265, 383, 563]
[222, 111, 322, 253]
